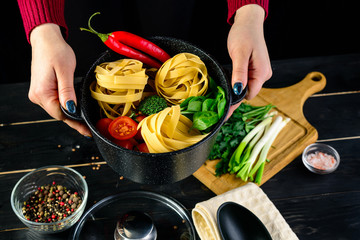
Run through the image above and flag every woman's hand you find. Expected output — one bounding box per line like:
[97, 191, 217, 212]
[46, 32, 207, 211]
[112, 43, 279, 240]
[226, 4, 272, 118]
[29, 23, 91, 137]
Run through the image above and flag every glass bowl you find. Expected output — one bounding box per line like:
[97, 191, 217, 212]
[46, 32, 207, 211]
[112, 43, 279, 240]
[302, 143, 340, 174]
[10, 165, 88, 234]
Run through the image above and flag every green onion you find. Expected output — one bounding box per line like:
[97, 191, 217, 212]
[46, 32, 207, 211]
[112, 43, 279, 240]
[229, 115, 289, 183]
[236, 116, 282, 181]
[210, 103, 275, 176]
[249, 117, 290, 183]
[228, 117, 272, 172]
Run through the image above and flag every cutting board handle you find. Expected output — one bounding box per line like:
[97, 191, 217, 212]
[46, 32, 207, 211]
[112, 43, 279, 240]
[256, 71, 326, 124]
[290, 71, 327, 102]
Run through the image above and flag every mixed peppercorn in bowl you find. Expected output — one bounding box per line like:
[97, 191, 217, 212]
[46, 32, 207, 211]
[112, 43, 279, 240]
[10, 165, 88, 233]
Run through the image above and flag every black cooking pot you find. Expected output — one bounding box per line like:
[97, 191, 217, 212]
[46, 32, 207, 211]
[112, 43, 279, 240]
[63, 37, 247, 184]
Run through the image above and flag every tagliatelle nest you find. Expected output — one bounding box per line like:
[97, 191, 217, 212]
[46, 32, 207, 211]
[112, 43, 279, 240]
[90, 59, 150, 119]
[155, 53, 209, 105]
[138, 105, 208, 153]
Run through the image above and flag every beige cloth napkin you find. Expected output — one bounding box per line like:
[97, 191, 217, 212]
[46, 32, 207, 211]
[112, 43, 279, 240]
[192, 183, 298, 240]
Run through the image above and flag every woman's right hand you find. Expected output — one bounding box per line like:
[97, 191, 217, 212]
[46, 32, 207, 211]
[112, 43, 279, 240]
[29, 23, 91, 137]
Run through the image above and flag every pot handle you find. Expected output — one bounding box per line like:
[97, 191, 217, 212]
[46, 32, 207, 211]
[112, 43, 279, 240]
[230, 85, 248, 105]
[60, 81, 84, 121]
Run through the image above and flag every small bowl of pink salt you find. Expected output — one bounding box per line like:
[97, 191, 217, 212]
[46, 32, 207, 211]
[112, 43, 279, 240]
[302, 143, 340, 174]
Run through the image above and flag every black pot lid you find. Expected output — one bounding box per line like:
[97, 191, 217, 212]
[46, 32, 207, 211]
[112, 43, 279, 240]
[71, 190, 196, 240]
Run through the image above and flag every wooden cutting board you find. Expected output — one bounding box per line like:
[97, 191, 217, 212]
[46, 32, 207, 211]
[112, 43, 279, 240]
[193, 72, 327, 195]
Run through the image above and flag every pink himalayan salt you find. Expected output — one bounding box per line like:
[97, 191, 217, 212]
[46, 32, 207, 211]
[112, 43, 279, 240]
[306, 151, 336, 170]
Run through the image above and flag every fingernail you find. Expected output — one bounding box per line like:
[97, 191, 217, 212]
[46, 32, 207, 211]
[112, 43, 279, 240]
[83, 134, 92, 139]
[233, 82, 243, 95]
[66, 100, 76, 114]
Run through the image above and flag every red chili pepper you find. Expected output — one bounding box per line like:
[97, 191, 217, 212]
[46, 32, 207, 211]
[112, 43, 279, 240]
[80, 12, 171, 68]
[105, 36, 163, 68]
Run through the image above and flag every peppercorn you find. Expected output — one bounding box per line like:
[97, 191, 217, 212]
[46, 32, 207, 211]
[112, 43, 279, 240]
[22, 183, 82, 223]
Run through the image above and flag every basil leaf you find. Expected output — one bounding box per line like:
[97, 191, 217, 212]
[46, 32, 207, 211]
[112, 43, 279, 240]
[217, 98, 226, 118]
[217, 86, 226, 99]
[180, 96, 194, 109]
[207, 77, 218, 97]
[202, 99, 216, 112]
[192, 111, 219, 131]
[187, 100, 202, 112]
[189, 96, 206, 103]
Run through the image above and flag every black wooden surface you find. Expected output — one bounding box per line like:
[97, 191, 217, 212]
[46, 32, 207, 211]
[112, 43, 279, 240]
[0, 54, 359, 239]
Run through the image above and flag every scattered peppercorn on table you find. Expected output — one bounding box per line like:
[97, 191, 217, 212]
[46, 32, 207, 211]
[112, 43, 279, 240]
[1, 54, 359, 239]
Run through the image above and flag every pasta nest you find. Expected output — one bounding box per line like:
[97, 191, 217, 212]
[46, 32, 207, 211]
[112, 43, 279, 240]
[90, 59, 149, 119]
[155, 53, 209, 105]
[138, 105, 208, 153]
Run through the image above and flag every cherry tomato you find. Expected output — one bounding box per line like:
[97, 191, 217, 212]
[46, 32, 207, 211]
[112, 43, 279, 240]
[96, 118, 113, 139]
[135, 115, 146, 123]
[136, 143, 149, 153]
[134, 130, 143, 141]
[129, 138, 139, 147]
[108, 116, 138, 140]
[113, 139, 134, 150]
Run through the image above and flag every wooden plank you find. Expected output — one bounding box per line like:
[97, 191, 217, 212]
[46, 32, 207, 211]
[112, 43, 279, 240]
[193, 72, 327, 195]
[0, 121, 101, 171]
[269, 54, 360, 93]
[262, 139, 360, 198]
[0, 82, 50, 124]
[223, 54, 360, 93]
[304, 92, 360, 140]
[271, 191, 360, 240]
[0, 78, 82, 125]
[263, 138, 360, 239]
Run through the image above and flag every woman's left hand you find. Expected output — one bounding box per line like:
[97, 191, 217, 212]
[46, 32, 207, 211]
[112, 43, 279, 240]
[226, 4, 272, 119]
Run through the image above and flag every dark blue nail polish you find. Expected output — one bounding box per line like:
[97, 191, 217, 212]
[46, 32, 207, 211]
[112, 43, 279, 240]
[66, 100, 76, 114]
[83, 135, 92, 139]
[233, 82, 243, 95]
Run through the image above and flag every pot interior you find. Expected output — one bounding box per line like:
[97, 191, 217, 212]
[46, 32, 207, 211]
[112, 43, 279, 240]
[81, 36, 231, 142]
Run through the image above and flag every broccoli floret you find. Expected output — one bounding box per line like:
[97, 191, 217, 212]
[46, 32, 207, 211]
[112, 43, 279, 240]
[138, 95, 168, 115]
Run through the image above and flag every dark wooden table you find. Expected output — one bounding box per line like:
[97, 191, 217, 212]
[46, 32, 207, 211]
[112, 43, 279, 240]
[1, 54, 359, 239]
